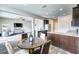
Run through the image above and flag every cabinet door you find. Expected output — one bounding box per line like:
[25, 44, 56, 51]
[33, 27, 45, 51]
[65, 36, 75, 53]
[60, 35, 76, 53]
[47, 33, 60, 47]
[74, 37, 79, 53]
[47, 33, 54, 40]
[62, 35, 70, 50]
[50, 34, 55, 45]
[60, 35, 66, 49]
[61, 35, 76, 53]
[47, 33, 55, 45]
[54, 34, 60, 47]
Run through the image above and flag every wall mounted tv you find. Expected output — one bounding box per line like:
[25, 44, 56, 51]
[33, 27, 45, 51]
[14, 23, 23, 27]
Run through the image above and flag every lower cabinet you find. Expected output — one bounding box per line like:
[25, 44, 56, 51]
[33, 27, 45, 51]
[60, 35, 76, 53]
[47, 33, 79, 54]
[75, 37, 79, 53]
[54, 34, 60, 47]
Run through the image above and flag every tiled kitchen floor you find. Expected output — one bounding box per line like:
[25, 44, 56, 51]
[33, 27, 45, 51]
[0, 44, 72, 54]
[49, 45, 72, 54]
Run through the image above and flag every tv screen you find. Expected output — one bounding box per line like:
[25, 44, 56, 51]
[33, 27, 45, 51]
[14, 23, 23, 27]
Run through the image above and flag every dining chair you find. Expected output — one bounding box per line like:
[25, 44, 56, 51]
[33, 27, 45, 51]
[5, 41, 29, 54]
[32, 40, 51, 54]
[40, 40, 51, 54]
[22, 33, 28, 41]
[40, 33, 46, 41]
[32, 33, 46, 52]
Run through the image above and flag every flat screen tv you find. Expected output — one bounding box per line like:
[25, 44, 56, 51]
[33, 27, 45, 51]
[14, 23, 23, 27]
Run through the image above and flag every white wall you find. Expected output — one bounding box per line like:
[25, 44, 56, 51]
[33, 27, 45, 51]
[57, 15, 72, 32]
[0, 17, 32, 33]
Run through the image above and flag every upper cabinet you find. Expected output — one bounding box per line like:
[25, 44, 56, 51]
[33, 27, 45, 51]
[71, 4, 79, 26]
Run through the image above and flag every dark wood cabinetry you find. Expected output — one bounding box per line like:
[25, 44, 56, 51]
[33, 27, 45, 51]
[74, 37, 79, 53]
[61, 36, 76, 53]
[47, 33, 60, 47]
[54, 34, 60, 47]
[72, 5, 79, 26]
[47, 33, 79, 53]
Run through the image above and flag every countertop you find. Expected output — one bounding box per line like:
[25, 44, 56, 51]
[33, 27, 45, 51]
[47, 32, 79, 37]
[0, 33, 26, 37]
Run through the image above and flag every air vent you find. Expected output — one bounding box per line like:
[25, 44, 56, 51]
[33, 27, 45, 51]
[42, 5, 47, 8]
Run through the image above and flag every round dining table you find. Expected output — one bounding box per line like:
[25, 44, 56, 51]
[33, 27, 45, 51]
[17, 38, 48, 54]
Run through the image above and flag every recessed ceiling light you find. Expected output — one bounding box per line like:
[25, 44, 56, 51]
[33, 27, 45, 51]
[46, 13, 48, 15]
[59, 8, 63, 11]
[43, 15, 47, 18]
[24, 4, 28, 6]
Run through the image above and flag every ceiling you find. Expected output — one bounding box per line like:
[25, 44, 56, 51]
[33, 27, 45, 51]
[0, 4, 77, 18]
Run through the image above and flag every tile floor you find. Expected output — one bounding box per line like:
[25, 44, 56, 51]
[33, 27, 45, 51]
[0, 44, 73, 54]
[49, 45, 72, 54]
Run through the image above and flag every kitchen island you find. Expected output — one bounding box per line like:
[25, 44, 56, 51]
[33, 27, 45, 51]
[47, 32, 79, 54]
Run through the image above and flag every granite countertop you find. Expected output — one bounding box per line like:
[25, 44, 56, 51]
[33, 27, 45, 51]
[47, 32, 79, 37]
[9, 33, 21, 36]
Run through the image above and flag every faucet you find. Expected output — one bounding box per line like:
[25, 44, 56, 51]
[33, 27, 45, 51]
[76, 28, 78, 35]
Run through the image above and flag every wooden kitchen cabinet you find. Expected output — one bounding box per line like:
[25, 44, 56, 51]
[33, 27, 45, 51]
[47, 33, 78, 53]
[60, 35, 76, 53]
[47, 33, 60, 47]
[74, 37, 79, 53]
[54, 34, 60, 47]
[66, 36, 76, 53]
[59, 35, 66, 49]
[47, 33, 55, 44]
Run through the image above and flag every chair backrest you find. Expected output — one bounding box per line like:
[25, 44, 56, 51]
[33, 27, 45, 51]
[5, 41, 14, 54]
[40, 40, 51, 54]
[40, 33, 46, 41]
[22, 33, 27, 40]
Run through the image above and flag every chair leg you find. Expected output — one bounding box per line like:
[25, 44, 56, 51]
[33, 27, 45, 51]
[29, 49, 34, 54]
